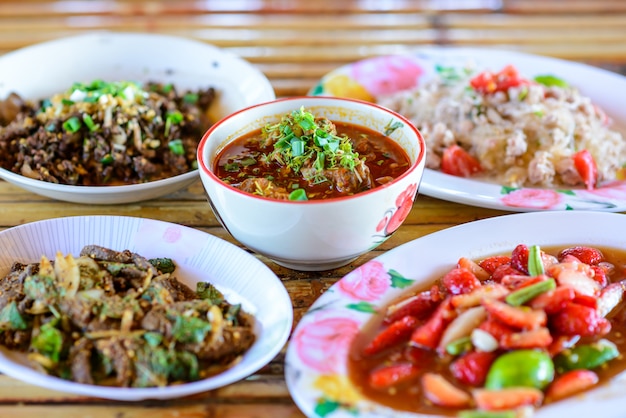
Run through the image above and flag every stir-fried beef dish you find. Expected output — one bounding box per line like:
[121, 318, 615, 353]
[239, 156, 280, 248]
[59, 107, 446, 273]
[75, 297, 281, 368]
[0, 245, 255, 387]
[0, 80, 216, 186]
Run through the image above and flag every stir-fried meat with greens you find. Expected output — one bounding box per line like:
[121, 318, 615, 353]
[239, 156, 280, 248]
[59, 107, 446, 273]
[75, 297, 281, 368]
[0, 80, 216, 185]
[0, 245, 255, 387]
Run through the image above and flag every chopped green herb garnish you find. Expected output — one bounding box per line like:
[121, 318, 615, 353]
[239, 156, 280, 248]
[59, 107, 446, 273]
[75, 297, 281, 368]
[31, 320, 63, 363]
[384, 119, 404, 136]
[168, 139, 185, 156]
[263, 107, 363, 179]
[148, 257, 176, 274]
[289, 188, 308, 201]
[101, 154, 114, 165]
[165, 111, 184, 136]
[196, 282, 224, 305]
[61, 98, 74, 106]
[62, 116, 82, 133]
[0, 300, 27, 330]
[82, 113, 99, 132]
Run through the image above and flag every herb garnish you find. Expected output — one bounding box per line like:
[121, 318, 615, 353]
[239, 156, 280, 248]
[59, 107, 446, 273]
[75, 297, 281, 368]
[263, 107, 363, 179]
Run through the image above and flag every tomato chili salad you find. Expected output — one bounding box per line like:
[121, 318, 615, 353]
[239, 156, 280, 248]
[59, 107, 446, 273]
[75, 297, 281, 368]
[0, 245, 255, 387]
[349, 244, 626, 417]
[378, 64, 626, 190]
[0, 80, 215, 185]
[214, 107, 411, 200]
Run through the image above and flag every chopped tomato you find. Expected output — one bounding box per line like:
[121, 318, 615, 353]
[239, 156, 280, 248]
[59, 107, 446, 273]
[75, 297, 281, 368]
[440, 145, 482, 177]
[572, 149, 598, 190]
[469, 64, 529, 95]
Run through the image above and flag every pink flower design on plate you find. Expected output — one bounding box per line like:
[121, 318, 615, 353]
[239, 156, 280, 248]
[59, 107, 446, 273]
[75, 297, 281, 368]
[338, 260, 391, 301]
[500, 188, 562, 209]
[350, 55, 424, 96]
[292, 315, 361, 374]
[581, 181, 626, 200]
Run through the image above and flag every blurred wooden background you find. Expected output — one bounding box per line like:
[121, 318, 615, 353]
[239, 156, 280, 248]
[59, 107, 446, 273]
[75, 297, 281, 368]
[1, 0, 625, 99]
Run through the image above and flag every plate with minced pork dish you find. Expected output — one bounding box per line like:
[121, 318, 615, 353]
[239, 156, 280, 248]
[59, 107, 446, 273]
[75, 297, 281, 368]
[310, 48, 626, 212]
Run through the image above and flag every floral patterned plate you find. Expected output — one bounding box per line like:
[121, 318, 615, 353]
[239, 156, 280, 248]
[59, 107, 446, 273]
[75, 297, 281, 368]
[285, 211, 626, 418]
[309, 47, 626, 212]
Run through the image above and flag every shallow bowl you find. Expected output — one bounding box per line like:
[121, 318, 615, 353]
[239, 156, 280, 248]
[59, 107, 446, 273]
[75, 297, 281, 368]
[0, 32, 275, 204]
[197, 96, 426, 271]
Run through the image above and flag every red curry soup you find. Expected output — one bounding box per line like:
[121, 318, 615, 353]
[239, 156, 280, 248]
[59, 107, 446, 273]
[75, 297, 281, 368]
[349, 244, 626, 417]
[214, 107, 411, 200]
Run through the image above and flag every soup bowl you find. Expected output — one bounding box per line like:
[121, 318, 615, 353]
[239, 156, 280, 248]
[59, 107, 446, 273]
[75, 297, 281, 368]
[197, 96, 426, 271]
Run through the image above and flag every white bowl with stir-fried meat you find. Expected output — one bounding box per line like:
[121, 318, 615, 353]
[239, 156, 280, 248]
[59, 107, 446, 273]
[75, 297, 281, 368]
[285, 211, 626, 418]
[197, 96, 426, 271]
[0, 33, 275, 204]
[0, 216, 292, 400]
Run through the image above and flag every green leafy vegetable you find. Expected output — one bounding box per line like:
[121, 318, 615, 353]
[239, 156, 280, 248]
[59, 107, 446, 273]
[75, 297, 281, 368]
[383, 119, 404, 136]
[196, 282, 224, 304]
[0, 301, 27, 330]
[149, 257, 176, 274]
[31, 320, 63, 363]
[171, 314, 212, 344]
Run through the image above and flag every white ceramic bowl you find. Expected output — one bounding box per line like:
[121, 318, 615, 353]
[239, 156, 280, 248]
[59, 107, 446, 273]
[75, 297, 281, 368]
[0, 32, 276, 204]
[0, 216, 293, 401]
[197, 96, 426, 271]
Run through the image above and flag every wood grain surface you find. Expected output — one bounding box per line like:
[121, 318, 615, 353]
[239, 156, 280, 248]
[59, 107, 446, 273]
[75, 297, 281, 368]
[0, 1, 624, 417]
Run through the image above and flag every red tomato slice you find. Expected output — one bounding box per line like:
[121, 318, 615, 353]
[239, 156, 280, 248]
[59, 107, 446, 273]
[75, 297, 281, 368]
[470, 64, 528, 94]
[441, 145, 482, 177]
[572, 149, 598, 190]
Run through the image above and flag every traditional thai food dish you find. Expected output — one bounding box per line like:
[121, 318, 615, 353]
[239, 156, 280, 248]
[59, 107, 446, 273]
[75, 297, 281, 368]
[0, 245, 255, 387]
[214, 107, 411, 200]
[0, 80, 216, 185]
[349, 244, 626, 417]
[378, 65, 626, 190]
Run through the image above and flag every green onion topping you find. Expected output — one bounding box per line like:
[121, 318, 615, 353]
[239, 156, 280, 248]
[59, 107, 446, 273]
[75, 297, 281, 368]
[288, 188, 308, 201]
[168, 139, 185, 156]
[62, 116, 81, 133]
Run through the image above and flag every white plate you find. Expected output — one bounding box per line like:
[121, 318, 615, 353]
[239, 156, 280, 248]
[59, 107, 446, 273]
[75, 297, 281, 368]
[0, 32, 276, 204]
[285, 211, 626, 418]
[0, 216, 293, 401]
[310, 47, 626, 212]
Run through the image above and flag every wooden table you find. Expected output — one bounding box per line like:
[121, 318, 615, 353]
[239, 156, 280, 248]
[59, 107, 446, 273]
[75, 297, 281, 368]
[1, 1, 625, 417]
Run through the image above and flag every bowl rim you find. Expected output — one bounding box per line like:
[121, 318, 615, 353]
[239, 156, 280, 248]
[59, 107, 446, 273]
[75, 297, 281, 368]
[197, 95, 426, 205]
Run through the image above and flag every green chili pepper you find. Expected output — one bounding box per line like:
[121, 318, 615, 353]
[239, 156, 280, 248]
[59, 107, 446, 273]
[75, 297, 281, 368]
[485, 349, 554, 390]
[554, 339, 619, 373]
[505, 278, 556, 306]
[534, 74, 569, 88]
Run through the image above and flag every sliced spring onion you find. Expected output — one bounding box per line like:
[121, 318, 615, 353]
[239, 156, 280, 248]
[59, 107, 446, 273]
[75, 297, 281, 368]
[527, 245, 545, 277]
[62, 116, 81, 133]
[61, 98, 74, 106]
[168, 139, 185, 156]
[164, 110, 184, 136]
[445, 336, 472, 356]
[505, 278, 556, 307]
[290, 139, 305, 157]
[82, 113, 99, 132]
[289, 188, 308, 201]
